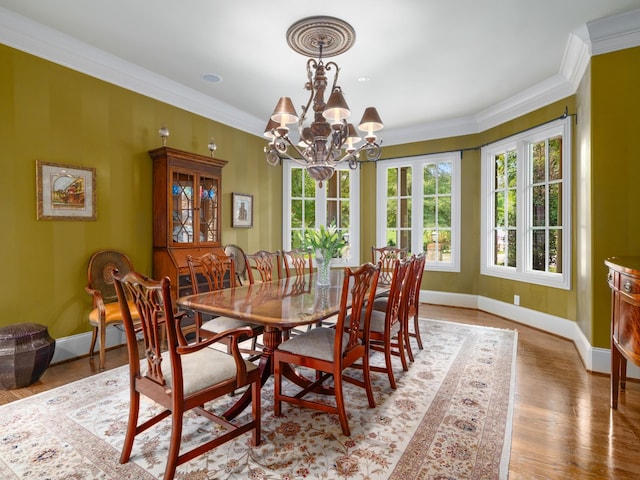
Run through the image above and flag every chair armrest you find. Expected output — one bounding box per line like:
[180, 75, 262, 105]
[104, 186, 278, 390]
[173, 311, 189, 347]
[176, 326, 254, 384]
[85, 286, 107, 317]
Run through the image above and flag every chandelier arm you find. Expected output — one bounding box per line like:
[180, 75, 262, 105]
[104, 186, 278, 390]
[358, 141, 383, 162]
[299, 58, 318, 124]
[267, 135, 314, 168]
[325, 61, 341, 92]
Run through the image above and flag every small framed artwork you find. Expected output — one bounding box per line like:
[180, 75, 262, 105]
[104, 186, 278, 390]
[36, 160, 96, 220]
[232, 192, 253, 228]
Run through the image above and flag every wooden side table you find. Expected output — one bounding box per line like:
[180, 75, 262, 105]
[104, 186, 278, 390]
[605, 257, 640, 408]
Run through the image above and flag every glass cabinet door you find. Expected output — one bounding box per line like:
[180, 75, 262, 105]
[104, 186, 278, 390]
[171, 170, 195, 244]
[199, 174, 219, 243]
[170, 168, 219, 245]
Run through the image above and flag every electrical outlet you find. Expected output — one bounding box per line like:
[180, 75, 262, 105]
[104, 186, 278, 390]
[514, 294, 520, 306]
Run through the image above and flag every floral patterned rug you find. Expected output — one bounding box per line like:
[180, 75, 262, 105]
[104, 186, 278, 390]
[0, 319, 517, 479]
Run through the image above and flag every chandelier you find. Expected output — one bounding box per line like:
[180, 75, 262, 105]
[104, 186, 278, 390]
[264, 16, 384, 187]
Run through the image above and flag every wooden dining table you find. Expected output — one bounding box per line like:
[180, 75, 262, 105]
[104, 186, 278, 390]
[177, 269, 387, 419]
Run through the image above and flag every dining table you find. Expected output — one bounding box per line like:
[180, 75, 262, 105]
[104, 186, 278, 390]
[176, 269, 387, 419]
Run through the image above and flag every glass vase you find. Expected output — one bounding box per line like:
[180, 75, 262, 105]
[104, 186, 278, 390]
[315, 251, 332, 286]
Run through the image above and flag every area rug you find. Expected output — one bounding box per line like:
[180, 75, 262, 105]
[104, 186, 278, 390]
[0, 319, 517, 479]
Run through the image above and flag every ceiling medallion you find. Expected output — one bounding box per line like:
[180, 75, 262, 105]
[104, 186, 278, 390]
[286, 16, 355, 58]
[264, 16, 383, 187]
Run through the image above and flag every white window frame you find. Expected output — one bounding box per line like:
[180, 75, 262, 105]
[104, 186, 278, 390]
[282, 160, 360, 267]
[480, 117, 572, 289]
[376, 152, 461, 272]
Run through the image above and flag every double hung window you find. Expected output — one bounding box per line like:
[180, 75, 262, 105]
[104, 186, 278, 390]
[376, 153, 461, 272]
[480, 117, 571, 289]
[282, 161, 360, 266]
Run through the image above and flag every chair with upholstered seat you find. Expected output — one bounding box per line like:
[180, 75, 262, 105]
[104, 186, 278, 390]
[245, 250, 282, 284]
[364, 256, 413, 389]
[186, 253, 262, 356]
[373, 252, 426, 362]
[280, 248, 317, 331]
[280, 248, 314, 278]
[224, 244, 249, 286]
[371, 246, 408, 286]
[406, 252, 426, 354]
[113, 270, 261, 480]
[85, 250, 141, 370]
[273, 262, 380, 437]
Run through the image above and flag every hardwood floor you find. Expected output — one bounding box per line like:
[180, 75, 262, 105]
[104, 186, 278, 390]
[2, 305, 639, 479]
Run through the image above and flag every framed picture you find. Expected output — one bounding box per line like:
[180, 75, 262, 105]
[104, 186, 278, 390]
[36, 160, 96, 220]
[232, 192, 253, 228]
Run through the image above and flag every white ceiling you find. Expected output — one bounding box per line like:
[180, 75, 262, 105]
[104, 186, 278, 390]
[2, 1, 640, 145]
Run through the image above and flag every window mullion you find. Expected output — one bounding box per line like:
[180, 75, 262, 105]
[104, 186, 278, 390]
[517, 141, 528, 274]
[414, 163, 424, 255]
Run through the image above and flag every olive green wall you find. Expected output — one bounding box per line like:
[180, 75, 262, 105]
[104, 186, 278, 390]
[0, 45, 282, 339]
[2, 41, 637, 352]
[379, 136, 482, 295]
[591, 46, 640, 347]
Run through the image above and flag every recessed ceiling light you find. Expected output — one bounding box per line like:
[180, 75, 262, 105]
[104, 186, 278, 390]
[202, 73, 223, 84]
[357, 76, 370, 83]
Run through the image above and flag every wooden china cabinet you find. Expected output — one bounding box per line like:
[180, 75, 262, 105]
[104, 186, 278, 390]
[149, 146, 227, 301]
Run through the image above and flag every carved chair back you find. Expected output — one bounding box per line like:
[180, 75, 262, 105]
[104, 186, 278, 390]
[371, 246, 408, 285]
[280, 248, 314, 277]
[245, 250, 282, 284]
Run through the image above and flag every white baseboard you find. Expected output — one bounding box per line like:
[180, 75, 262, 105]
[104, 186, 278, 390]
[51, 326, 126, 365]
[420, 290, 640, 379]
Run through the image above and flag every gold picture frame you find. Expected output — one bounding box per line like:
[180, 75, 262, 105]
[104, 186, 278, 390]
[36, 160, 96, 220]
[232, 192, 253, 228]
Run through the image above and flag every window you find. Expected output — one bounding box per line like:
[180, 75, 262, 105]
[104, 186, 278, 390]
[283, 161, 360, 266]
[376, 153, 460, 272]
[480, 117, 571, 289]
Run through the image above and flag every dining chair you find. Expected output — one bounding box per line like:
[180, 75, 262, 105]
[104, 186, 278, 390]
[280, 248, 314, 277]
[224, 244, 249, 285]
[280, 248, 319, 331]
[186, 253, 262, 357]
[373, 252, 426, 362]
[113, 270, 261, 480]
[406, 252, 426, 353]
[371, 246, 408, 285]
[245, 250, 282, 284]
[273, 262, 381, 437]
[85, 249, 141, 370]
[362, 256, 413, 389]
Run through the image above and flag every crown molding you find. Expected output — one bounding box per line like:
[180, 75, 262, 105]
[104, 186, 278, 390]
[560, 25, 591, 91]
[382, 73, 575, 147]
[0, 7, 264, 137]
[381, 116, 480, 146]
[475, 74, 575, 132]
[2, 7, 640, 147]
[587, 8, 640, 55]
[383, 9, 640, 146]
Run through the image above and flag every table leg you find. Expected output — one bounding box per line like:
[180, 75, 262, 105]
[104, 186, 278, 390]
[223, 325, 335, 419]
[223, 326, 281, 419]
[611, 342, 620, 409]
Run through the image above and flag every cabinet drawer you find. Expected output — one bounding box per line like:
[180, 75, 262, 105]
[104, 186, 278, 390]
[619, 273, 640, 295]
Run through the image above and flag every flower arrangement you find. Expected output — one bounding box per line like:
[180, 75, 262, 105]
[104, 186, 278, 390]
[300, 223, 348, 259]
[298, 223, 348, 285]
